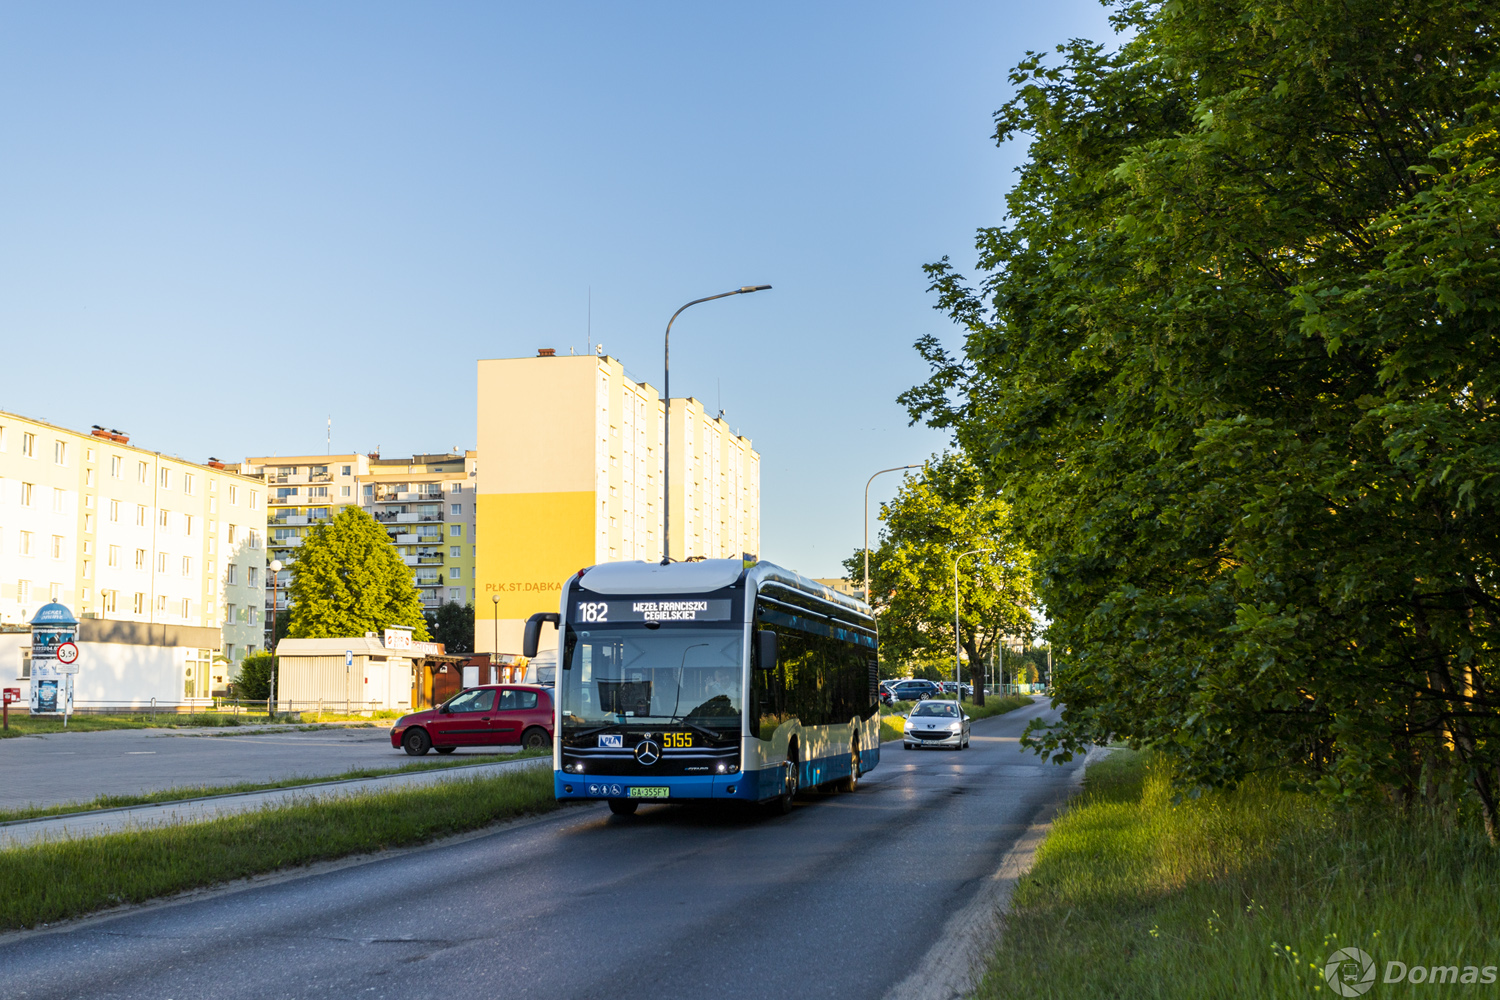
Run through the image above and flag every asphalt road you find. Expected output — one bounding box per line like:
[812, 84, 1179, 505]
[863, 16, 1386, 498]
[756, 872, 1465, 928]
[0, 699, 1081, 1000]
[0, 725, 496, 811]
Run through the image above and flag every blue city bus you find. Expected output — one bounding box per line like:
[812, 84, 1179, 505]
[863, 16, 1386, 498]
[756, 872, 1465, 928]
[524, 558, 880, 816]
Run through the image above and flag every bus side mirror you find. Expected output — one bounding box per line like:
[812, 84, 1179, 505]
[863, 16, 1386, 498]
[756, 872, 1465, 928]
[755, 630, 778, 671]
[523, 612, 560, 658]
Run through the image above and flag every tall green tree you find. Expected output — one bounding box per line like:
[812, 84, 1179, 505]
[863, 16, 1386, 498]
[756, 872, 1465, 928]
[846, 452, 1035, 705]
[425, 601, 475, 655]
[286, 507, 431, 640]
[903, 0, 1500, 837]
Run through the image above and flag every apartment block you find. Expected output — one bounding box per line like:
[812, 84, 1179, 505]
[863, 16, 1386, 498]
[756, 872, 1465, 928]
[474, 351, 760, 655]
[361, 451, 477, 610]
[0, 411, 268, 692]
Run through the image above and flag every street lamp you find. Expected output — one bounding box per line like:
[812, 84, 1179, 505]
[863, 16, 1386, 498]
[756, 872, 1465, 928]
[268, 559, 283, 650]
[953, 548, 992, 703]
[491, 594, 501, 680]
[864, 465, 921, 604]
[660, 285, 771, 564]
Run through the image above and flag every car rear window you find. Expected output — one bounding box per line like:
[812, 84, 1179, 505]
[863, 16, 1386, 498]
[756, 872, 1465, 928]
[500, 689, 539, 710]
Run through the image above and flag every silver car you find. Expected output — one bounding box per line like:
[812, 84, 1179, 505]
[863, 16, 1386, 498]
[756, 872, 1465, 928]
[902, 699, 971, 750]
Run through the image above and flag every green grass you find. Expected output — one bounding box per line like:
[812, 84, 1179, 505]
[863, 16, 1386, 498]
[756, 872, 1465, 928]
[0, 713, 278, 737]
[0, 748, 550, 824]
[879, 695, 1033, 743]
[975, 750, 1500, 999]
[0, 766, 561, 931]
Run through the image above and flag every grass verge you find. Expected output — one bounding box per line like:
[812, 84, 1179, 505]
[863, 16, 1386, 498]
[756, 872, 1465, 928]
[0, 713, 281, 738]
[0, 748, 549, 824]
[879, 695, 1034, 743]
[0, 766, 560, 931]
[975, 750, 1500, 999]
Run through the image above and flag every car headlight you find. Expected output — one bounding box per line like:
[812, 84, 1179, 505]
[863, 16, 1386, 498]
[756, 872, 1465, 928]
[948, 721, 962, 731]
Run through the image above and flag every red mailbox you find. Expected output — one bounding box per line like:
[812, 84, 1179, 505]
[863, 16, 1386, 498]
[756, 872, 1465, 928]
[2, 687, 19, 730]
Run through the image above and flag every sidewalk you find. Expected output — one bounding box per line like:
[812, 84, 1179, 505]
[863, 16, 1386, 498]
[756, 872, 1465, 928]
[0, 754, 552, 849]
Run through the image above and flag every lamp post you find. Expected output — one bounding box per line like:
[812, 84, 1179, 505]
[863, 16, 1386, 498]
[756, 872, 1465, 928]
[491, 593, 500, 681]
[954, 548, 992, 703]
[660, 285, 771, 564]
[268, 559, 283, 650]
[863, 465, 921, 604]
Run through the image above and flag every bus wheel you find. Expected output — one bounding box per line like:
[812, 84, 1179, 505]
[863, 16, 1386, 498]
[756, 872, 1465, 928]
[768, 755, 798, 816]
[608, 798, 638, 817]
[840, 735, 861, 792]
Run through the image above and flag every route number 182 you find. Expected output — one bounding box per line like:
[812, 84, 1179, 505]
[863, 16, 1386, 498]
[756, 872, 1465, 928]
[578, 602, 609, 622]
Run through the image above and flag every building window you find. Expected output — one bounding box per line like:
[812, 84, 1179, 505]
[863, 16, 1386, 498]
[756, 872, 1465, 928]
[248, 529, 261, 548]
[53, 440, 66, 465]
[227, 564, 238, 585]
[16, 579, 30, 603]
[181, 598, 190, 618]
[450, 482, 462, 493]
[249, 492, 259, 510]
[159, 509, 170, 530]
[135, 548, 147, 569]
[160, 468, 171, 489]
[20, 482, 32, 506]
[364, 485, 373, 497]
[51, 535, 63, 559]
[229, 484, 238, 505]
[209, 497, 216, 514]
[138, 461, 148, 483]
[49, 582, 60, 601]
[225, 643, 235, 661]
[227, 524, 237, 545]
[84, 513, 94, 532]
[82, 560, 91, 578]
[137, 505, 147, 527]
[111, 455, 122, 478]
[247, 566, 259, 587]
[133, 592, 144, 614]
[109, 499, 119, 522]
[158, 594, 167, 612]
[157, 552, 168, 573]
[450, 546, 461, 557]
[450, 525, 462, 537]
[182, 473, 193, 495]
[52, 488, 64, 513]
[227, 603, 238, 623]
[21, 433, 35, 457]
[448, 566, 460, 579]
[19, 531, 32, 556]
[85, 469, 95, 487]
[341, 465, 352, 476]
[102, 590, 117, 613]
[182, 556, 192, 576]
[308, 486, 328, 498]
[449, 587, 464, 601]
[340, 485, 351, 497]
[249, 607, 259, 625]
[108, 545, 120, 568]
[450, 503, 462, 516]
[184, 514, 193, 536]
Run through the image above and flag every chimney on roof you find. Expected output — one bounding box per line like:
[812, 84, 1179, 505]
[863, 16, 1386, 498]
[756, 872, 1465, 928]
[537, 348, 555, 357]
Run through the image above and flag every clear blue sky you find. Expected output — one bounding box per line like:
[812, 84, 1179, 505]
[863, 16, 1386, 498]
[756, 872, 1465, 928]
[0, 2, 1116, 578]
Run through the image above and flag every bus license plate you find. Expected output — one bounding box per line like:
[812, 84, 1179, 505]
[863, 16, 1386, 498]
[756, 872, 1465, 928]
[629, 786, 669, 799]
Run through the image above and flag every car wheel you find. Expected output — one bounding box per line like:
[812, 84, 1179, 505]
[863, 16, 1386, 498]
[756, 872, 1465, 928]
[608, 798, 637, 816]
[435, 746, 456, 755]
[402, 727, 431, 756]
[521, 726, 550, 751]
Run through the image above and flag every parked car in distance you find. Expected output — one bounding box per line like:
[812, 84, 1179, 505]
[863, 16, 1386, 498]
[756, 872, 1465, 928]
[888, 679, 941, 703]
[902, 699, 971, 750]
[939, 681, 974, 698]
[391, 684, 554, 756]
[878, 680, 901, 705]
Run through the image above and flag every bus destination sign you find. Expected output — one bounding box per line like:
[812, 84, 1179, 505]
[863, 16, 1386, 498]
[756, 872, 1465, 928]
[575, 599, 731, 623]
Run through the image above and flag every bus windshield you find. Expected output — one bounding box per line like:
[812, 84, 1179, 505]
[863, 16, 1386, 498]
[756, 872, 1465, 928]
[561, 627, 742, 734]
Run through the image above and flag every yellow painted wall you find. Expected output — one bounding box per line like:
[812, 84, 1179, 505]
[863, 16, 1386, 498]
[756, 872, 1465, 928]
[476, 490, 594, 620]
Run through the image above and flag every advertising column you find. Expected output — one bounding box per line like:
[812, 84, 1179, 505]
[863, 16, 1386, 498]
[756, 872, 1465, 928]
[29, 603, 80, 723]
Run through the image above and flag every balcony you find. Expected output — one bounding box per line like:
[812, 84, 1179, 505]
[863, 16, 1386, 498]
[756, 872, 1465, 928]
[394, 533, 419, 545]
[417, 556, 444, 565]
[269, 495, 299, 506]
[310, 472, 333, 483]
[271, 536, 304, 548]
[270, 515, 309, 527]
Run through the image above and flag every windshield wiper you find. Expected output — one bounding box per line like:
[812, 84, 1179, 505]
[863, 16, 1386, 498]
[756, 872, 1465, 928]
[667, 643, 710, 725]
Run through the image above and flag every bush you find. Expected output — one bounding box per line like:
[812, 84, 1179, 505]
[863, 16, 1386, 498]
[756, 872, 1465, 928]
[233, 653, 275, 700]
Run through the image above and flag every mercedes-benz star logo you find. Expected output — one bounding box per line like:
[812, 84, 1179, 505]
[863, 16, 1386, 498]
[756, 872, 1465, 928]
[635, 739, 661, 766]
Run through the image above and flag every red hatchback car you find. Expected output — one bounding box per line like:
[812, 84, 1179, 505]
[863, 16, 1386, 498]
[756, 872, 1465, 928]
[391, 684, 554, 756]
